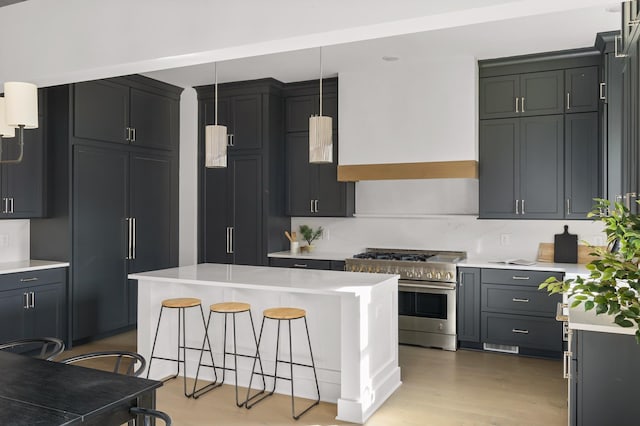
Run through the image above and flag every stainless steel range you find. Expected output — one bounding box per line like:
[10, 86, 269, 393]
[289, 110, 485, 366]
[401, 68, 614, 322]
[345, 248, 466, 351]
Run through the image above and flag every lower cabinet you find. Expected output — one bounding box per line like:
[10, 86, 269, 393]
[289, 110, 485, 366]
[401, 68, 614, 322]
[269, 257, 345, 271]
[0, 268, 67, 346]
[457, 267, 481, 345]
[569, 330, 640, 425]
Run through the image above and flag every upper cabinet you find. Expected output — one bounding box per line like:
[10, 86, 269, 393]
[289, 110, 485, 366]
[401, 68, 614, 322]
[479, 71, 563, 119]
[479, 51, 603, 219]
[73, 76, 180, 151]
[283, 79, 354, 217]
[214, 93, 262, 151]
[0, 89, 47, 219]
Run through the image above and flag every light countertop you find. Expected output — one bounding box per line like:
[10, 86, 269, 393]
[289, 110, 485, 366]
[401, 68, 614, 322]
[460, 258, 590, 275]
[129, 263, 398, 296]
[0, 260, 69, 275]
[268, 250, 357, 261]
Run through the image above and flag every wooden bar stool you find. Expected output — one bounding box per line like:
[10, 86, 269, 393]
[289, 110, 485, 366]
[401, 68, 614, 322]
[192, 302, 265, 406]
[147, 297, 216, 398]
[245, 307, 320, 419]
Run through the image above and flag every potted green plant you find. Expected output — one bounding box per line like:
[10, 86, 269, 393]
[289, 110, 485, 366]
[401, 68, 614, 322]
[299, 225, 323, 252]
[539, 198, 640, 342]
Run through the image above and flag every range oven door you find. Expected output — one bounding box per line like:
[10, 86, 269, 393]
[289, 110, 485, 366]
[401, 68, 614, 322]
[398, 280, 456, 336]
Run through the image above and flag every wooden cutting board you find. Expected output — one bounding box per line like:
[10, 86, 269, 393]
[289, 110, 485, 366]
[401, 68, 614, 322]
[537, 243, 605, 264]
[553, 225, 578, 263]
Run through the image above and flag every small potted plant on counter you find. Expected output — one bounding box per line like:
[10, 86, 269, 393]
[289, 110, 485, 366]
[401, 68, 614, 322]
[539, 198, 640, 342]
[299, 225, 323, 253]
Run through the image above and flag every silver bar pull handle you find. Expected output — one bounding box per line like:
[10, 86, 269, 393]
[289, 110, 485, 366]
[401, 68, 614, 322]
[567, 93, 570, 110]
[125, 218, 132, 259]
[2, 198, 7, 213]
[293, 264, 308, 268]
[512, 328, 529, 334]
[563, 351, 572, 379]
[315, 199, 319, 213]
[521, 199, 525, 215]
[512, 298, 530, 303]
[132, 217, 136, 260]
[30, 291, 35, 308]
[226, 227, 230, 254]
[227, 134, 234, 147]
[599, 82, 606, 100]
[10, 198, 14, 214]
[23, 292, 28, 309]
[512, 276, 530, 280]
[521, 97, 525, 112]
[131, 128, 136, 142]
[310, 199, 314, 213]
[566, 198, 571, 215]
[230, 227, 234, 254]
[515, 199, 519, 215]
[20, 277, 38, 283]
[515, 97, 519, 113]
[125, 127, 130, 141]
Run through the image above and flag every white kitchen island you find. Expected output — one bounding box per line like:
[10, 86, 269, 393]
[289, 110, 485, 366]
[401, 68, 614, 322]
[129, 263, 401, 424]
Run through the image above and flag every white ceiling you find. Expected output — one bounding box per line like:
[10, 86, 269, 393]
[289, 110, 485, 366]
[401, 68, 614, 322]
[144, 3, 620, 88]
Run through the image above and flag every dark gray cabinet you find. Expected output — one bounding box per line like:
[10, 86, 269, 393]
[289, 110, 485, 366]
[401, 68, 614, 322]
[269, 257, 345, 271]
[284, 79, 354, 217]
[0, 89, 47, 219]
[565, 113, 599, 218]
[565, 67, 599, 113]
[479, 268, 563, 357]
[198, 79, 288, 266]
[457, 267, 480, 344]
[74, 77, 178, 151]
[479, 115, 564, 219]
[30, 76, 181, 343]
[0, 268, 67, 346]
[479, 71, 563, 119]
[569, 330, 640, 425]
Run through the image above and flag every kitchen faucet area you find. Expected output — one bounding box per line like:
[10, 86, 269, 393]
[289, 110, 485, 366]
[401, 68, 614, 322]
[0, 1, 638, 425]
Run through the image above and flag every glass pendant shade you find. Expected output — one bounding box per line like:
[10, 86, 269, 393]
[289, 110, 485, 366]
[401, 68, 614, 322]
[0, 99, 15, 138]
[4, 82, 38, 129]
[205, 124, 227, 168]
[309, 115, 332, 163]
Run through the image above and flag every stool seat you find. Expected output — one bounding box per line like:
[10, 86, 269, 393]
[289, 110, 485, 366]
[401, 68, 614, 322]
[264, 307, 306, 320]
[210, 302, 251, 313]
[162, 297, 202, 308]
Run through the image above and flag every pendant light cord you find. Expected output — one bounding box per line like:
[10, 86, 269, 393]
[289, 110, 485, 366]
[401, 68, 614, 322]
[319, 47, 323, 116]
[214, 62, 218, 126]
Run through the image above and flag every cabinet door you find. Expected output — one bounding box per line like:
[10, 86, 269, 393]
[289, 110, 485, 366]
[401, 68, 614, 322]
[129, 152, 176, 273]
[1, 89, 46, 218]
[285, 132, 314, 216]
[565, 67, 599, 113]
[73, 145, 129, 340]
[29, 282, 66, 341]
[73, 81, 129, 145]
[230, 155, 263, 265]
[286, 94, 316, 133]
[230, 94, 262, 151]
[479, 119, 519, 218]
[314, 131, 348, 216]
[203, 166, 231, 264]
[0, 288, 28, 342]
[130, 88, 175, 150]
[479, 75, 519, 119]
[565, 113, 599, 218]
[606, 53, 624, 205]
[457, 267, 480, 343]
[519, 115, 564, 219]
[520, 71, 564, 116]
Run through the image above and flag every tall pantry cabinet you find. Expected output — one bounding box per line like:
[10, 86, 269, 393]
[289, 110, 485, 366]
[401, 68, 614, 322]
[31, 75, 181, 343]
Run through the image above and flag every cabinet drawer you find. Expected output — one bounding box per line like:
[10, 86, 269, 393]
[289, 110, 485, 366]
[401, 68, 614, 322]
[481, 284, 560, 317]
[269, 258, 331, 270]
[0, 268, 67, 292]
[481, 268, 562, 287]
[481, 312, 562, 352]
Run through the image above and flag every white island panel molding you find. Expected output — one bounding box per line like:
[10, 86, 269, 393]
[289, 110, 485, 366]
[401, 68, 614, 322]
[129, 263, 401, 424]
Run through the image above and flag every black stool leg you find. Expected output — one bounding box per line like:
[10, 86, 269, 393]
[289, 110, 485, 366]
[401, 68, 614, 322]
[292, 316, 321, 420]
[232, 312, 242, 407]
[192, 309, 220, 398]
[245, 316, 270, 408]
[147, 306, 166, 379]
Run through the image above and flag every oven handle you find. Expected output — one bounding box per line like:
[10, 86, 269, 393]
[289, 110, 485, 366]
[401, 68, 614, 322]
[399, 281, 456, 292]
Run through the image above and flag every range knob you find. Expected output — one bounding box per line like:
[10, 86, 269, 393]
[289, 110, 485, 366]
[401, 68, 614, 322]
[445, 272, 453, 280]
[435, 272, 442, 280]
[426, 271, 433, 279]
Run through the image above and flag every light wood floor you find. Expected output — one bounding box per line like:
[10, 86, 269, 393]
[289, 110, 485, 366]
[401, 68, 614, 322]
[63, 331, 567, 425]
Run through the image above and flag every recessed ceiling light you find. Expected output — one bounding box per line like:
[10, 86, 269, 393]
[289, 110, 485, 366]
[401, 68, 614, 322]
[382, 56, 399, 62]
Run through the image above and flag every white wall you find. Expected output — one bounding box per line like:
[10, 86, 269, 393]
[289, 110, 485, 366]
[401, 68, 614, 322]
[0, 220, 30, 262]
[339, 55, 477, 165]
[179, 89, 199, 266]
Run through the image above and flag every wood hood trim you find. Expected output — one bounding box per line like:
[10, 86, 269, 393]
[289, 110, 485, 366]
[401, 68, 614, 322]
[337, 160, 478, 182]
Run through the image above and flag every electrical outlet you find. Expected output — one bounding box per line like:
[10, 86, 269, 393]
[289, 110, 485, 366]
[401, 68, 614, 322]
[323, 228, 330, 240]
[0, 234, 9, 248]
[500, 233, 511, 246]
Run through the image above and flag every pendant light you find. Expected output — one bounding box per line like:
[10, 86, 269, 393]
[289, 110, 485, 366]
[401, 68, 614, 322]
[309, 47, 333, 163]
[205, 63, 227, 168]
[0, 82, 38, 164]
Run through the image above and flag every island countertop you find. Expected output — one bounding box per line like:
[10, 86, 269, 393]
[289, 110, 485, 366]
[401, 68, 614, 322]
[129, 263, 398, 296]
